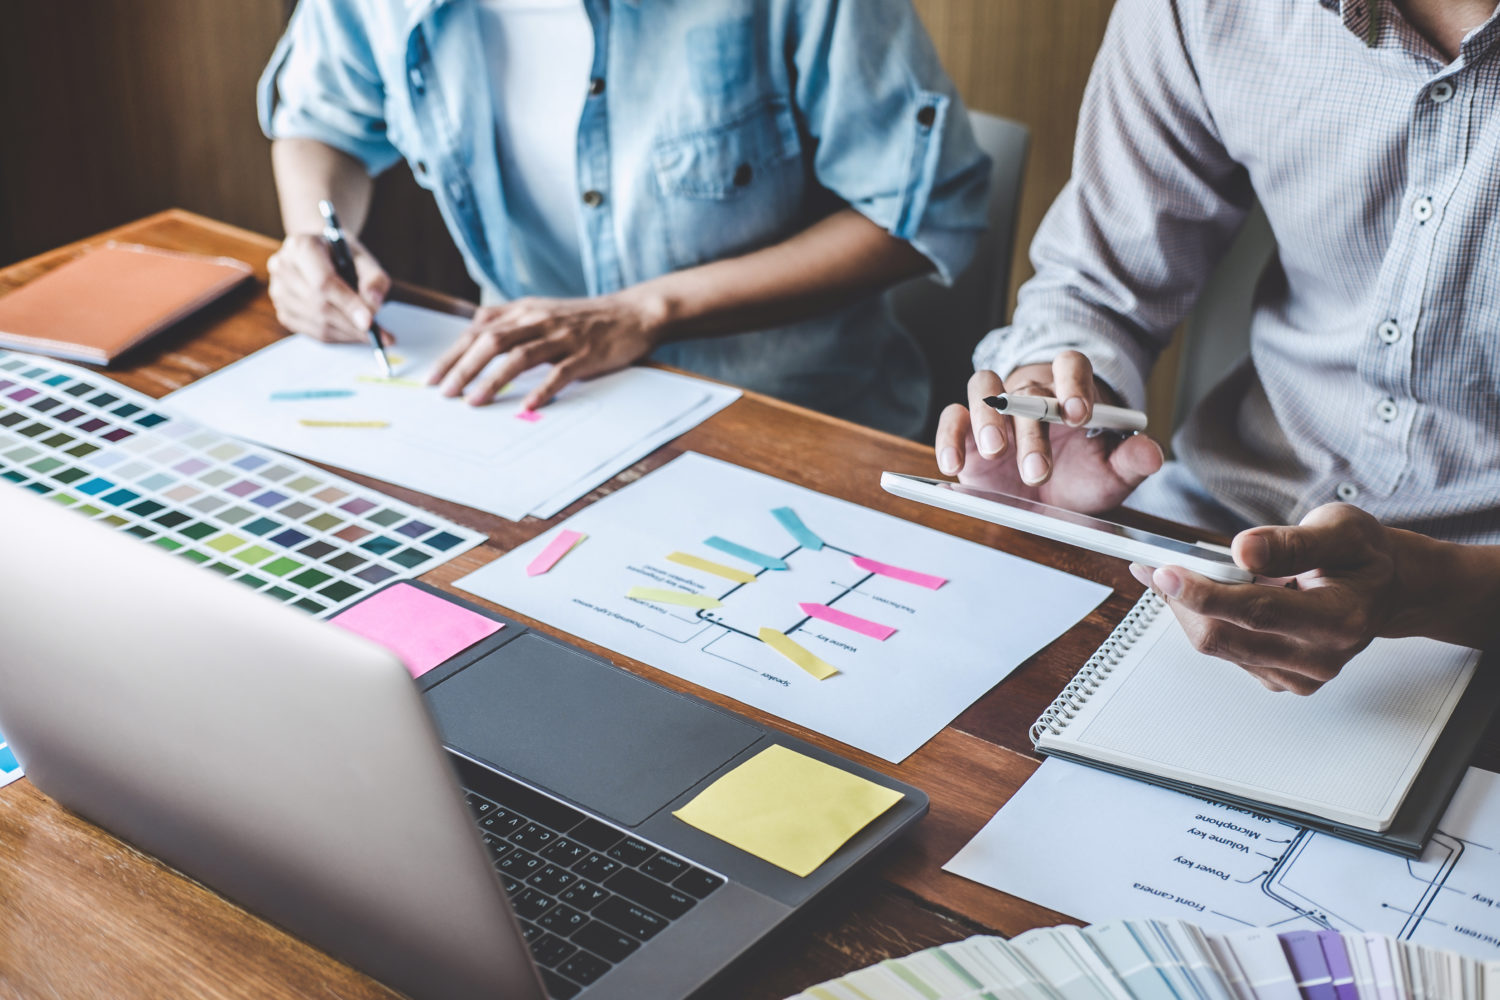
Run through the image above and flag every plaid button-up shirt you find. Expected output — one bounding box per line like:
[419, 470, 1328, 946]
[976, 0, 1500, 542]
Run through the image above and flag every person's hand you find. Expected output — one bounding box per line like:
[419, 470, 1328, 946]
[933, 352, 1163, 513]
[426, 292, 668, 409]
[266, 233, 393, 345]
[1128, 503, 1403, 695]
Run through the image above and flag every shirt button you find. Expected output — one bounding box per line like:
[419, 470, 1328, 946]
[1376, 319, 1402, 344]
[733, 163, 753, 187]
[916, 105, 937, 127]
[581, 190, 604, 207]
[1413, 196, 1434, 222]
[1430, 80, 1455, 103]
[589, 77, 605, 96]
[1376, 398, 1400, 422]
[408, 66, 426, 95]
[1336, 482, 1360, 502]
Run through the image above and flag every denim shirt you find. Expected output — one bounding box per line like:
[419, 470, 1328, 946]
[259, 0, 990, 437]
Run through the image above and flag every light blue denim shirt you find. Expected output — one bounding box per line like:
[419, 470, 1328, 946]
[259, 0, 991, 437]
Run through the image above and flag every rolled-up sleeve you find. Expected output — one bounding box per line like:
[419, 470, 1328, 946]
[973, 0, 1252, 410]
[790, 0, 991, 285]
[257, 0, 402, 176]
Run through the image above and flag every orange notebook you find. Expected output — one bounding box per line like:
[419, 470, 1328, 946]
[0, 242, 253, 365]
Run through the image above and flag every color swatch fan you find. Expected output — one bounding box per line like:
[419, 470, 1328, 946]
[0, 350, 484, 616]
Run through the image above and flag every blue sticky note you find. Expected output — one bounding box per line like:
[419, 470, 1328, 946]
[0, 745, 18, 773]
[771, 507, 823, 551]
[704, 536, 788, 571]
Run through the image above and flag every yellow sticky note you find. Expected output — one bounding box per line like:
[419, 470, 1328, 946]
[355, 374, 426, 388]
[666, 551, 757, 584]
[758, 627, 839, 680]
[672, 745, 903, 877]
[626, 587, 722, 609]
[298, 419, 389, 429]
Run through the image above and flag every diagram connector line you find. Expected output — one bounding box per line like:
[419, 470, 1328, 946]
[799, 602, 896, 641]
[771, 507, 824, 551]
[705, 536, 789, 570]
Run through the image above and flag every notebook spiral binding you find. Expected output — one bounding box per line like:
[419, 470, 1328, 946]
[1029, 591, 1165, 745]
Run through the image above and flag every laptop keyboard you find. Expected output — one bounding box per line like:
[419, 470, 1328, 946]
[462, 773, 725, 999]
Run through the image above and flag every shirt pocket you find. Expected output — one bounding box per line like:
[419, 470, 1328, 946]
[651, 95, 806, 270]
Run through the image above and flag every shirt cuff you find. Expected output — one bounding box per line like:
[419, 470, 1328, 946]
[266, 105, 403, 177]
[972, 321, 1152, 412]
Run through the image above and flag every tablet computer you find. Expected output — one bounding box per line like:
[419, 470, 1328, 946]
[880, 472, 1254, 584]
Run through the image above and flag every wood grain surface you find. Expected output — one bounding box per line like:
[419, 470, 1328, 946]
[1, 211, 1495, 1000]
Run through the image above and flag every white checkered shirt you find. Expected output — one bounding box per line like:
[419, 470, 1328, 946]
[975, 0, 1500, 543]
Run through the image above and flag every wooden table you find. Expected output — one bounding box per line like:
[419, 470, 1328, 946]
[3, 211, 1495, 1000]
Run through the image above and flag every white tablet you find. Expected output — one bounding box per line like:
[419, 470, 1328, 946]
[881, 472, 1254, 584]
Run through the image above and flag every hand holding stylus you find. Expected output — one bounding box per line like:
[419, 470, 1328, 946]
[932, 352, 1163, 513]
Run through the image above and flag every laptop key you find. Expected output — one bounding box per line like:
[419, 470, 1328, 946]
[640, 852, 688, 883]
[479, 774, 591, 836]
[501, 875, 522, 895]
[607, 837, 655, 867]
[605, 869, 696, 919]
[520, 921, 545, 943]
[541, 837, 590, 865]
[498, 849, 545, 878]
[510, 821, 557, 851]
[540, 969, 583, 1000]
[572, 920, 640, 963]
[593, 896, 668, 941]
[568, 817, 624, 851]
[511, 887, 557, 921]
[573, 852, 621, 882]
[479, 809, 525, 835]
[528, 863, 578, 896]
[464, 792, 497, 819]
[558, 950, 611, 988]
[481, 832, 511, 860]
[558, 880, 609, 912]
[530, 932, 577, 969]
[674, 868, 725, 899]
[539, 903, 589, 936]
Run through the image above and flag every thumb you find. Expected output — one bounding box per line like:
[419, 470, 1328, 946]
[353, 247, 390, 310]
[1232, 507, 1368, 577]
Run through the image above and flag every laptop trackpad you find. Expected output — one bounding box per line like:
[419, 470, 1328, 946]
[424, 633, 761, 827]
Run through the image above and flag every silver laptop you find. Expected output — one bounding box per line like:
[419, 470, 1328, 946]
[0, 484, 925, 999]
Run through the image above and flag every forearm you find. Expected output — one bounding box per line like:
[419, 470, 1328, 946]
[617, 209, 931, 342]
[270, 138, 376, 237]
[1387, 530, 1500, 650]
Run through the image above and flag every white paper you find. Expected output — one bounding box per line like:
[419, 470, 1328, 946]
[165, 302, 739, 520]
[455, 452, 1111, 762]
[945, 758, 1500, 961]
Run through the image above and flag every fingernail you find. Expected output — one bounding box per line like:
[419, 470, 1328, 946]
[1021, 452, 1049, 484]
[938, 447, 959, 476]
[1239, 534, 1270, 570]
[1063, 397, 1088, 425]
[978, 425, 1003, 456]
[1153, 567, 1184, 598]
[353, 308, 372, 329]
[1128, 562, 1152, 587]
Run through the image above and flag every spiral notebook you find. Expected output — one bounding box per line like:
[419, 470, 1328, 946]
[1031, 591, 1496, 856]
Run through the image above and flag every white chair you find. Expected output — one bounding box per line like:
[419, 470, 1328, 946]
[884, 111, 1031, 437]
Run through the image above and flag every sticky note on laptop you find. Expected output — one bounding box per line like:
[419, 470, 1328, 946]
[672, 745, 903, 877]
[329, 583, 502, 679]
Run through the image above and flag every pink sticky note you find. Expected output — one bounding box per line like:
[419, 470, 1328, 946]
[527, 529, 586, 577]
[329, 583, 503, 679]
[515, 409, 543, 423]
[799, 602, 897, 641]
[850, 556, 947, 591]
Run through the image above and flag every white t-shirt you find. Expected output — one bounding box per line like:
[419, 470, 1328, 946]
[475, 0, 594, 297]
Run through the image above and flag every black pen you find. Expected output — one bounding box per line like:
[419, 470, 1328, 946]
[317, 200, 393, 377]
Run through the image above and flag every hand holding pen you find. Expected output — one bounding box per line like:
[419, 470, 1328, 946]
[264, 203, 395, 356]
[932, 351, 1164, 514]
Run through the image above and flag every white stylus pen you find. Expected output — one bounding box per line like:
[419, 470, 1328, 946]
[983, 393, 1148, 433]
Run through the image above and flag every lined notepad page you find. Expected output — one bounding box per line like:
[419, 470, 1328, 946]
[1043, 605, 1478, 828]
